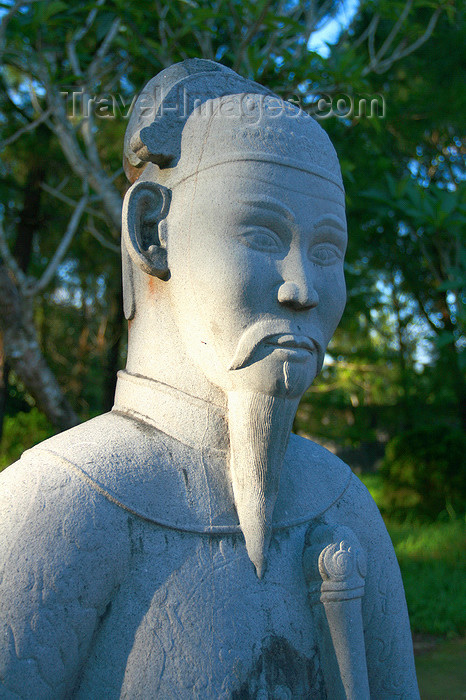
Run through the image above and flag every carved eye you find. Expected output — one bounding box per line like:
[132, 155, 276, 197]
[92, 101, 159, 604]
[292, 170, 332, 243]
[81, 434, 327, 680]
[241, 228, 283, 253]
[310, 244, 342, 266]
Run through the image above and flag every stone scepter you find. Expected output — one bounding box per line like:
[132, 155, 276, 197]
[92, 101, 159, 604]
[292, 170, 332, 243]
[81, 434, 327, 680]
[304, 524, 370, 699]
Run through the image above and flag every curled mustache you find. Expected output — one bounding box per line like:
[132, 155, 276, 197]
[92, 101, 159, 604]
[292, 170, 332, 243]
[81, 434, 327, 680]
[228, 319, 323, 372]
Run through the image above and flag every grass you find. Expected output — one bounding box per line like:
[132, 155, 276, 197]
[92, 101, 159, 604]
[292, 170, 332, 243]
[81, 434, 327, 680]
[416, 637, 466, 700]
[360, 473, 466, 698]
[389, 519, 466, 636]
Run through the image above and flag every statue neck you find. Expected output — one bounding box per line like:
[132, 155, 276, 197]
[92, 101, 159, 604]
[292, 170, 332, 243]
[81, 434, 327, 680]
[124, 293, 226, 408]
[114, 369, 229, 453]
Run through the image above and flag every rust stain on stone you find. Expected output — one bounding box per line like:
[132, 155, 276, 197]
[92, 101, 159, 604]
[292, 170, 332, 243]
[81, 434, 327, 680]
[147, 276, 157, 295]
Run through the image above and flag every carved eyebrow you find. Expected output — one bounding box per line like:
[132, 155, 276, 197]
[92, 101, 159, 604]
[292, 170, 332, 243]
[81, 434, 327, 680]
[243, 197, 295, 223]
[313, 214, 347, 233]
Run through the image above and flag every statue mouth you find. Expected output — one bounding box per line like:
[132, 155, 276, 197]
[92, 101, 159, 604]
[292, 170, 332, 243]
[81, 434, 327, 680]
[229, 320, 322, 371]
[263, 334, 316, 353]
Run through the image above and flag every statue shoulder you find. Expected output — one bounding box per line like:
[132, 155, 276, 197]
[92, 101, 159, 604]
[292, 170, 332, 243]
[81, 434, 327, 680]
[288, 432, 351, 476]
[0, 412, 136, 526]
[0, 413, 134, 598]
[325, 464, 388, 534]
[0, 412, 143, 535]
[0, 415, 132, 698]
[274, 433, 353, 526]
[21, 409, 159, 465]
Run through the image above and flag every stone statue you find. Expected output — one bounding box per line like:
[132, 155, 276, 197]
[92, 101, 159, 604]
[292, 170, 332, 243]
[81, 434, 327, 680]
[0, 60, 419, 699]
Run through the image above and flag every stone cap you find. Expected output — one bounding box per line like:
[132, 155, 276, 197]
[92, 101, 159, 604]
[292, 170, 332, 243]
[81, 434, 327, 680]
[124, 59, 273, 181]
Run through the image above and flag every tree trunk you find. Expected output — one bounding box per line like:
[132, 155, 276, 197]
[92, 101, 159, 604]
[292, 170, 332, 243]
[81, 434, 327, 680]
[0, 159, 46, 436]
[13, 161, 45, 270]
[0, 266, 79, 431]
[0, 126, 81, 433]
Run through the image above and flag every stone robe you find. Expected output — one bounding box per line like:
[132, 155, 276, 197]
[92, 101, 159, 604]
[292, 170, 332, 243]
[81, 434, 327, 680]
[0, 372, 419, 699]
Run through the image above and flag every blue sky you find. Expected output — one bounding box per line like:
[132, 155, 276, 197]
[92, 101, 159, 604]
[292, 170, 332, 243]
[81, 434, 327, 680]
[308, 0, 360, 56]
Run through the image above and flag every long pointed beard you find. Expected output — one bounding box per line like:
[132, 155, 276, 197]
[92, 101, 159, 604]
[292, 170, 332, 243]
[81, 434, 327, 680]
[227, 389, 300, 578]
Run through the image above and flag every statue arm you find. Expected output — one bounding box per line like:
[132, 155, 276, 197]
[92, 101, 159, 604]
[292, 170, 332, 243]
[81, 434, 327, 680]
[0, 453, 130, 699]
[338, 474, 420, 700]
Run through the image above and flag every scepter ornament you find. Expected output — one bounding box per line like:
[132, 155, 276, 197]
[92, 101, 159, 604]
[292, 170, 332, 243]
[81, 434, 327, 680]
[303, 524, 370, 699]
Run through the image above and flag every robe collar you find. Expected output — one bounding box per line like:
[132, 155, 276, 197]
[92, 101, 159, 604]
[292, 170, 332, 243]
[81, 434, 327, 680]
[113, 369, 229, 453]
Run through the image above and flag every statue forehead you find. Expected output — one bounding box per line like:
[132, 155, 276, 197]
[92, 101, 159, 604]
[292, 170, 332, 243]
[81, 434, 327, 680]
[167, 161, 346, 215]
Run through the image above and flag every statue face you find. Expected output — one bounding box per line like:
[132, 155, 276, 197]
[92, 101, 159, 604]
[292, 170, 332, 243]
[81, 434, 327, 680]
[166, 159, 347, 398]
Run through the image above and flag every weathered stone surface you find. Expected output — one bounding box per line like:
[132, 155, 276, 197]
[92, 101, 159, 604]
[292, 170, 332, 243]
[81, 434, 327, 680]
[0, 59, 419, 698]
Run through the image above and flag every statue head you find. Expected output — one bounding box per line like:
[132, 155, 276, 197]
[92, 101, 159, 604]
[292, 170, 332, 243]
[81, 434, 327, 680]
[121, 60, 347, 575]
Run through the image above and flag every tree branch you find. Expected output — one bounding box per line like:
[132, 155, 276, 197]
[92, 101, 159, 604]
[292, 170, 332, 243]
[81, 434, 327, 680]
[367, 14, 379, 67]
[376, 0, 413, 63]
[352, 13, 379, 49]
[80, 107, 100, 168]
[66, 0, 106, 78]
[40, 182, 108, 222]
[383, 6, 442, 65]
[29, 191, 89, 295]
[233, 0, 272, 72]
[86, 218, 120, 254]
[33, 49, 122, 229]
[0, 264, 79, 429]
[362, 5, 444, 76]
[0, 218, 26, 288]
[88, 16, 121, 84]
[66, 39, 82, 78]
[0, 107, 52, 150]
[411, 289, 442, 333]
[44, 84, 122, 227]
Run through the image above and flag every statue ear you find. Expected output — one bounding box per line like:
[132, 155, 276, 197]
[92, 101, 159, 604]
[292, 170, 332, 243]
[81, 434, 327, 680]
[122, 180, 171, 279]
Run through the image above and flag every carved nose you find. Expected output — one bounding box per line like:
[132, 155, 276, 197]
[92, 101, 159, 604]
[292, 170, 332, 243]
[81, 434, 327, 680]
[277, 280, 319, 310]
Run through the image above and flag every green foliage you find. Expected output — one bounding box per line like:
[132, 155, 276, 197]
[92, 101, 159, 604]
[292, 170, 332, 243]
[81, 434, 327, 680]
[381, 426, 466, 519]
[0, 409, 56, 471]
[362, 176, 466, 368]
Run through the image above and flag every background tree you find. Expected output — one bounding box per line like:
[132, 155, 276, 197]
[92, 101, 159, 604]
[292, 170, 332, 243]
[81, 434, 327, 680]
[0, 0, 463, 467]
